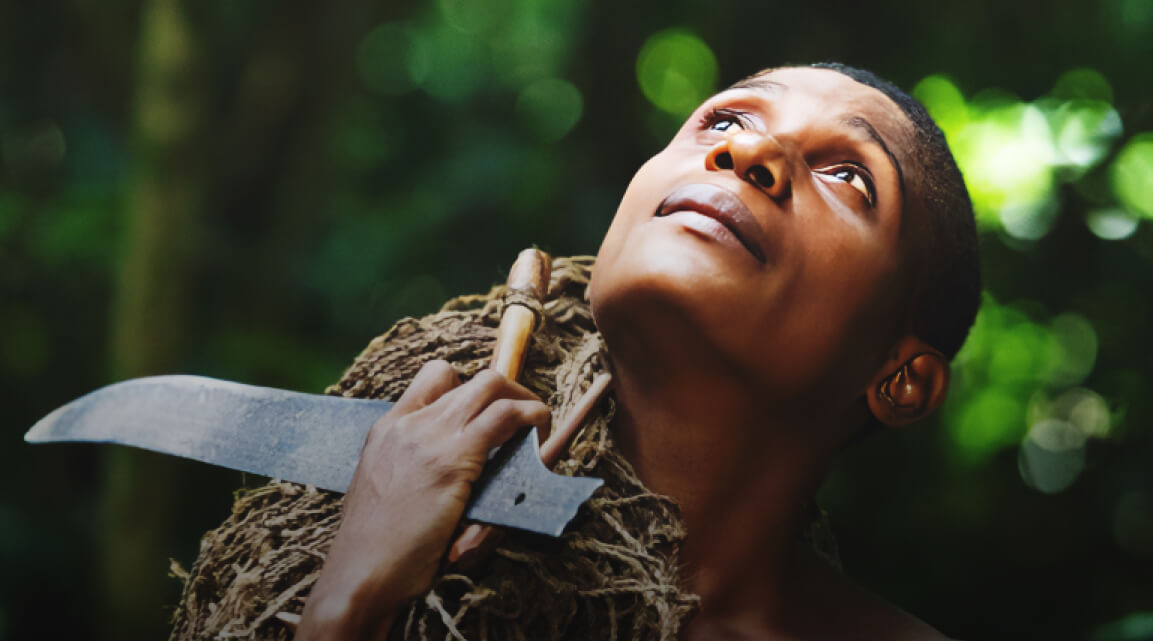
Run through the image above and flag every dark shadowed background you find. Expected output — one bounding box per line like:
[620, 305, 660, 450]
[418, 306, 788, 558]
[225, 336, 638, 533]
[2, 0, 1151, 639]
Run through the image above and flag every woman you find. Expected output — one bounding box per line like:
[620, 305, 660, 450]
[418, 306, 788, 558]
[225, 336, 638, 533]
[173, 63, 979, 641]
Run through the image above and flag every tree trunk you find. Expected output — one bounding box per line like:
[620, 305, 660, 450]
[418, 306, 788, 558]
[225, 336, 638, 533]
[102, 0, 209, 638]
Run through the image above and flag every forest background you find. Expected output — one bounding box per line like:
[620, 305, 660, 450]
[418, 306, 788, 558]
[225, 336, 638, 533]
[2, 0, 1152, 640]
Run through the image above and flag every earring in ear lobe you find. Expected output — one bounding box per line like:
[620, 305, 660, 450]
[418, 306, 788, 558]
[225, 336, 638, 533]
[869, 349, 949, 427]
[878, 362, 922, 411]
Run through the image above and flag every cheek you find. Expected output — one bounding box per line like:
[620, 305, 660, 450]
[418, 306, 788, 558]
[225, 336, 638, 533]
[762, 210, 904, 390]
[794, 181, 901, 297]
[797, 231, 900, 332]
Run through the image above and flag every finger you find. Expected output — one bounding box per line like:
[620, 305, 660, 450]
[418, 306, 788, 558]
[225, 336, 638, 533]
[464, 398, 552, 452]
[391, 359, 461, 413]
[442, 369, 543, 424]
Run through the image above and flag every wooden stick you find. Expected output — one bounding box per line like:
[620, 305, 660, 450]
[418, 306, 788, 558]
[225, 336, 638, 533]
[275, 612, 301, 629]
[540, 372, 612, 465]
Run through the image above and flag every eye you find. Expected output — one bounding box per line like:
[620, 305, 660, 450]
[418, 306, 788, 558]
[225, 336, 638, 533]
[819, 164, 876, 207]
[699, 107, 749, 133]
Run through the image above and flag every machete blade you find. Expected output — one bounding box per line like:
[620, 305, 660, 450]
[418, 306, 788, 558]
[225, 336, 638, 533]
[25, 375, 602, 537]
[467, 427, 603, 537]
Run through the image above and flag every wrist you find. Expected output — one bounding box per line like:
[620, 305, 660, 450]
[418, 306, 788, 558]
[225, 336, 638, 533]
[299, 581, 398, 641]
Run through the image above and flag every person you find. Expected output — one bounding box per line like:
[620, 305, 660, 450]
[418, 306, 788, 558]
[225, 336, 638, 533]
[173, 62, 980, 641]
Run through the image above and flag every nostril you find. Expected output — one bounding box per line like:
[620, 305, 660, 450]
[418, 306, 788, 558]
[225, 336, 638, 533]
[746, 166, 775, 189]
[714, 151, 734, 170]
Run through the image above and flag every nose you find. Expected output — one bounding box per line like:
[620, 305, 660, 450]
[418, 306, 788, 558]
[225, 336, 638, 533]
[704, 131, 792, 199]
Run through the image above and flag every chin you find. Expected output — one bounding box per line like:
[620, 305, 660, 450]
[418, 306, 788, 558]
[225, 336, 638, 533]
[591, 237, 747, 362]
[596, 218, 754, 305]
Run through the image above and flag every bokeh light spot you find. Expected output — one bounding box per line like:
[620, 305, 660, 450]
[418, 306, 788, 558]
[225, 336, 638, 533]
[1030, 388, 1112, 439]
[1051, 100, 1123, 170]
[1086, 207, 1140, 240]
[953, 388, 1025, 461]
[421, 24, 487, 102]
[988, 320, 1051, 384]
[1045, 313, 1098, 386]
[955, 102, 1058, 237]
[1019, 419, 1086, 493]
[921, 69, 1127, 242]
[912, 75, 968, 137]
[437, 0, 511, 34]
[636, 29, 718, 118]
[516, 78, 583, 142]
[1000, 199, 1059, 241]
[1051, 67, 1114, 103]
[1029, 417, 1088, 451]
[1110, 132, 1153, 219]
[1067, 389, 1111, 438]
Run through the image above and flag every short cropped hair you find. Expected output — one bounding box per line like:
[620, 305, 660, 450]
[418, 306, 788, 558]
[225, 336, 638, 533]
[732, 63, 982, 360]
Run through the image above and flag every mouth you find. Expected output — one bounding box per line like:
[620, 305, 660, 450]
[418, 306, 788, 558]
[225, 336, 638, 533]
[654, 184, 769, 264]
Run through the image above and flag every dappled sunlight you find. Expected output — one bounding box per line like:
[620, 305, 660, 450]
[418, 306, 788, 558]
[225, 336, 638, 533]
[914, 68, 1139, 242]
[944, 294, 1113, 478]
[1110, 133, 1153, 220]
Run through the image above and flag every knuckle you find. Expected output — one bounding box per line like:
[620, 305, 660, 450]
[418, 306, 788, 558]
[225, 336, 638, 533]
[471, 369, 506, 390]
[530, 402, 552, 426]
[487, 398, 518, 421]
[484, 399, 548, 430]
[366, 414, 395, 442]
[419, 359, 456, 382]
[422, 359, 454, 375]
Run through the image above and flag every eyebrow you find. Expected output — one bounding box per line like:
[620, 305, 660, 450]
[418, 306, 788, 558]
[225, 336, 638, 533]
[842, 115, 906, 202]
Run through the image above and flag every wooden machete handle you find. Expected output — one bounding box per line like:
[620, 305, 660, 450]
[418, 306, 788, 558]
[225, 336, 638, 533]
[489, 248, 551, 382]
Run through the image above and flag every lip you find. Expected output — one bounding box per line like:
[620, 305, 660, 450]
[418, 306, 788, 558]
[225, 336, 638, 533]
[654, 184, 769, 264]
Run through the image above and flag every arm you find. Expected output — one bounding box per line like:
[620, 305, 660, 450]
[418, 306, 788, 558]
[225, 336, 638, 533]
[297, 360, 551, 641]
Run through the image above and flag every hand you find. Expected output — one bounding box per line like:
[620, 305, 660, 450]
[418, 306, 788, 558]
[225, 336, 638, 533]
[298, 360, 551, 641]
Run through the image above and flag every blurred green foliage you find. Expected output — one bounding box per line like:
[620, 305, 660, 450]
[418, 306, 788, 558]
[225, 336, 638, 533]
[2, 0, 1152, 640]
[637, 28, 718, 118]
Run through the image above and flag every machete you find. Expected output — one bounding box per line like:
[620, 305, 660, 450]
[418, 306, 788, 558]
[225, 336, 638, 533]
[23, 249, 604, 538]
[23, 376, 602, 537]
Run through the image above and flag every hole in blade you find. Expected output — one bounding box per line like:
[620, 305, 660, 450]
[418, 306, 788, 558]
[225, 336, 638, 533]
[514, 492, 526, 506]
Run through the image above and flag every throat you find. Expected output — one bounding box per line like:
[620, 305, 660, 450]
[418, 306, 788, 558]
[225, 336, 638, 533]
[609, 369, 830, 606]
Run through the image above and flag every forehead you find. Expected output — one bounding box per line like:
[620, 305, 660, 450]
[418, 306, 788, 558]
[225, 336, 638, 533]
[718, 67, 916, 158]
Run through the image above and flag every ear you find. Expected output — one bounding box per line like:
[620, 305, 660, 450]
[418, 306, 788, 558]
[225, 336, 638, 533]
[865, 336, 951, 427]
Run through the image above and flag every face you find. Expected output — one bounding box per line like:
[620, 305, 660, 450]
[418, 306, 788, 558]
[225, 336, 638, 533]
[590, 67, 920, 409]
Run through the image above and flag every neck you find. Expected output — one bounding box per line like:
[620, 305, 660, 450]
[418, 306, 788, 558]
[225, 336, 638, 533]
[608, 349, 852, 632]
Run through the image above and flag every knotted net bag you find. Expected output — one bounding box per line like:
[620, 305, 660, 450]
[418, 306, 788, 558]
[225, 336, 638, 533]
[168, 256, 703, 641]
